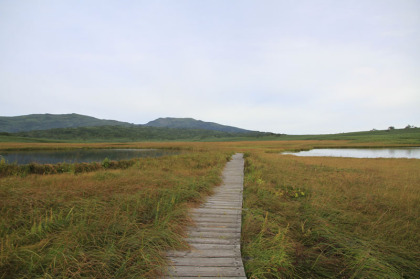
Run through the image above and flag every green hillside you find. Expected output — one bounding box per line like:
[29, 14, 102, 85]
[12, 125, 274, 142]
[281, 127, 420, 144]
[0, 113, 133, 133]
[145, 117, 252, 133]
[3, 126, 419, 144]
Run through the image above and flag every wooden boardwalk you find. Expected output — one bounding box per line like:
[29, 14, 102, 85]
[164, 153, 246, 279]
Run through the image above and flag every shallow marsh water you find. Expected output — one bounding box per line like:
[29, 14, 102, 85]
[0, 149, 178, 165]
[282, 147, 420, 159]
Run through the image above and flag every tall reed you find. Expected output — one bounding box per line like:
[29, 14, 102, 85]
[0, 151, 230, 278]
[242, 152, 420, 278]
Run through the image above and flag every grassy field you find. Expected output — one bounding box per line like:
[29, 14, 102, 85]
[0, 149, 231, 278]
[241, 151, 420, 278]
[1, 140, 419, 278]
[281, 127, 420, 144]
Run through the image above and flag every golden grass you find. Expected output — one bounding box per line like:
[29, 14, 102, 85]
[1, 139, 416, 152]
[0, 151, 231, 278]
[242, 151, 420, 278]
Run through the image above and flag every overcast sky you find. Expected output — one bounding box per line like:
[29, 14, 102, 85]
[0, 0, 419, 134]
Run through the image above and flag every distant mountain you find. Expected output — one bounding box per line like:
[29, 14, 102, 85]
[0, 113, 133, 133]
[0, 114, 255, 135]
[145, 117, 252, 133]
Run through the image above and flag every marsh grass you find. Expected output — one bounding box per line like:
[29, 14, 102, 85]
[0, 151, 230, 278]
[0, 158, 138, 177]
[242, 151, 420, 278]
[1, 140, 419, 278]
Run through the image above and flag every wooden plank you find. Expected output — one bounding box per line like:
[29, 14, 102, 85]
[166, 249, 240, 258]
[199, 206, 243, 210]
[204, 198, 242, 201]
[167, 257, 242, 266]
[202, 202, 242, 206]
[168, 266, 246, 277]
[166, 277, 247, 279]
[192, 211, 240, 217]
[192, 208, 241, 215]
[191, 215, 239, 221]
[192, 213, 242, 218]
[206, 199, 242, 202]
[191, 217, 240, 223]
[192, 219, 240, 224]
[208, 199, 242, 204]
[188, 231, 240, 239]
[188, 227, 241, 233]
[185, 237, 240, 245]
[189, 243, 240, 250]
[192, 222, 241, 228]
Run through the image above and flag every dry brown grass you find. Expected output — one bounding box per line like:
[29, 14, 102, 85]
[1, 140, 419, 278]
[242, 151, 420, 278]
[1, 150, 231, 278]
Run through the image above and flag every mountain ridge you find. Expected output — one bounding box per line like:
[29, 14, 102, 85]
[0, 113, 255, 134]
[0, 113, 133, 133]
[144, 117, 252, 133]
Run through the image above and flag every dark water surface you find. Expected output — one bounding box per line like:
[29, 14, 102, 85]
[0, 149, 179, 165]
[282, 147, 420, 159]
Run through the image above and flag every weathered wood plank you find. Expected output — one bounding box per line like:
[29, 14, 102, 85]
[185, 237, 240, 245]
[167, 277, 247, 279]
[168, 266, 246, 277]
[192, 222, 241, 228]
[188, 227, 241, 233]
[202, 202, 242, 207]
[167, 257, 242, 266]
[192, 211, 241, 216]
[205, 200, 243, 203]
[192, 208, 242, 215]
[189, 243, 240, 250]
[198, 206, 243, 210]
[190, 217, 240, 223]
[188, 231, 240, 239]
[166, 249, 240, 258]
[191, 217, 240, 223]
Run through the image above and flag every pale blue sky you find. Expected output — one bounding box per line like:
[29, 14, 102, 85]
[0, 0, 419, 134]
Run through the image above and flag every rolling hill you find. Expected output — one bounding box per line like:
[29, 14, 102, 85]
[0, 113, 133, 133]
[0, 114, 256, 134]
[144, 117, 252, 133]
[0, 113, 274, 142]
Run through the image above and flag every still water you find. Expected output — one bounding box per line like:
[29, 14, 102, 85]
[282, 147, 420, 159]
[0, 149, 178, 165]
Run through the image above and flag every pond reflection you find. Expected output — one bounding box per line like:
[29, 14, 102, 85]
[282, 147, 420, 159]
[0, 149, 179, 165]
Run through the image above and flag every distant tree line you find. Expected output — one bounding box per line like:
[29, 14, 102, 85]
[11, 125, 279, 142]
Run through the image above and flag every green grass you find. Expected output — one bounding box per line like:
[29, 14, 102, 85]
[281, 127, 420, 144]
[11, 125, 276, 142]
[0, 135, 61, 143]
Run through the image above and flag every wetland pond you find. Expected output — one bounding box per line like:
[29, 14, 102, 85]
[0, 149, 179, 165]
[282, 147, 420, 159]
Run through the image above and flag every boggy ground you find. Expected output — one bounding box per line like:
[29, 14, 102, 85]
[1, 140, 419, 278]
[242, 151, 419, 278]
[0, 150, 231, 278]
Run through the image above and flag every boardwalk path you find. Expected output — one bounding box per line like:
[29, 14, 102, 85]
[165, 153, 246, 278]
